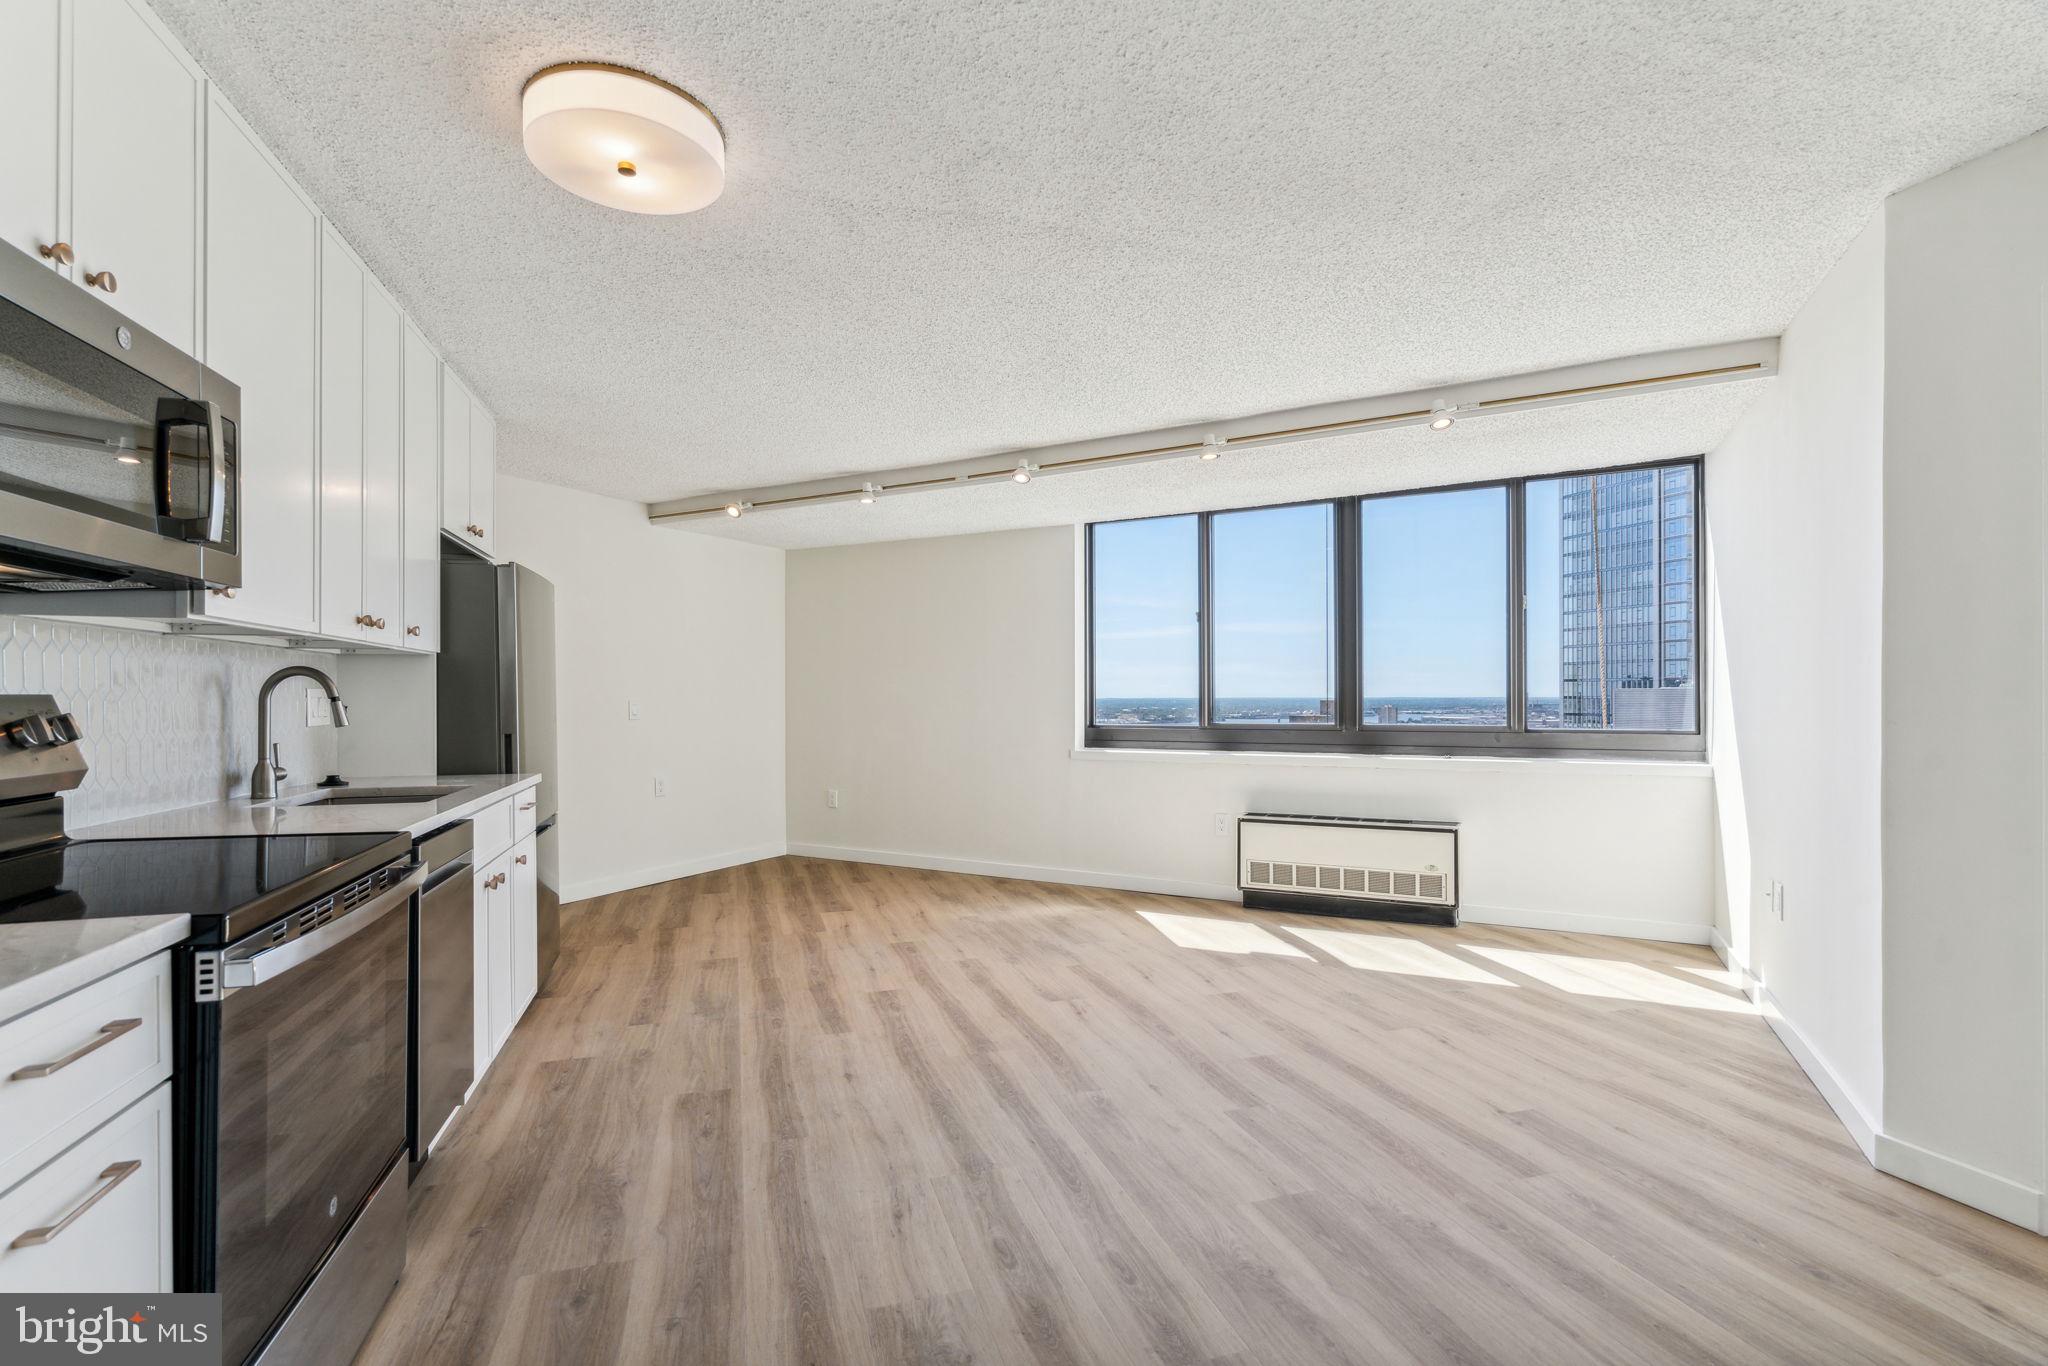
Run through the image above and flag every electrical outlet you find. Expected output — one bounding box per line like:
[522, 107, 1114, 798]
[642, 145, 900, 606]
[305, 689, 329, 727]
[653, 776, 667, 797]
[826, 788, 841, 809]
[1214, 812, 1231, 836]
[627, 699, 640, 721]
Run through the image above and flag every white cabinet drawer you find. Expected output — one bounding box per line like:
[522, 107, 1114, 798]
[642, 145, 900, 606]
[471, 797, 515, 864]
[512, 789, 539, 842]
[0, 955, 171, 1192]
[0, 1080, 172, 1294]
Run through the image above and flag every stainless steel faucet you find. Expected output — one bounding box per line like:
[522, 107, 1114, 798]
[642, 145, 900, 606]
[252, 666, 349, 800]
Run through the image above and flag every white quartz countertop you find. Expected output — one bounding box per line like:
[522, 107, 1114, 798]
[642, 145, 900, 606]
[74, 773, 542, 842]
[0, 775, 539, 1023]
[0, 914, 189, 1024]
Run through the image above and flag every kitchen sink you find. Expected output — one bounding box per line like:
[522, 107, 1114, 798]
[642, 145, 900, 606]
[290, 785, 462, 806]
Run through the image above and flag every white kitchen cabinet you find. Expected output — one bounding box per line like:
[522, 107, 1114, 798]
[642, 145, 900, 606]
[471, 850, 515, 1080]
[197, 92, 322, 635]
[0, 1, 62, 266]
[360, 276, 404, 648]
[440, 367, 496, 553]
[471, 855, 493, 1091]
[0, 1081, 172, 1294]
[511, 832, 538, 1021]
[400, 320, 443, 651]
[70, 0, 201, 353]
[470, 404, 497, 555]
[317, 228, 366, 639]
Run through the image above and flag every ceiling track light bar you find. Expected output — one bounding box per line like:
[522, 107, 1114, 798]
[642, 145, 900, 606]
[648, 337, 1776, 524]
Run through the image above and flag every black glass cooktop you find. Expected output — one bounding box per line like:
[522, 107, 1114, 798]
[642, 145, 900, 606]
[0, 833, 405, 928]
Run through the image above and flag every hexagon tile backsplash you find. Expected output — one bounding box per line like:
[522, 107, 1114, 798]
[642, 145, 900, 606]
[0, 619, 339, 828]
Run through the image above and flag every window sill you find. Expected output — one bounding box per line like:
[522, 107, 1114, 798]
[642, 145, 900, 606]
[1068, 745, 1713, 779]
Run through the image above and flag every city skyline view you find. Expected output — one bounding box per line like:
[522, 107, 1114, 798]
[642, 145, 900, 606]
[1090, 465, 1697, 732]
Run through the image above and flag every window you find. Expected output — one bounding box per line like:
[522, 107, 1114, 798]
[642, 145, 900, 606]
[1085, 458, 1702, 756]
[1090, 515, 1198, 726]
[1361, 486, 1507, 727]
[1209, 503, 1336, 725]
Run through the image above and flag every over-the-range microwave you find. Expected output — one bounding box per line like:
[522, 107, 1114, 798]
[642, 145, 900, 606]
[0, 238, 240, 593]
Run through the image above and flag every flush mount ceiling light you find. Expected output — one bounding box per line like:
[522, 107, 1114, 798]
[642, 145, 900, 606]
[521, 63, 725, 215]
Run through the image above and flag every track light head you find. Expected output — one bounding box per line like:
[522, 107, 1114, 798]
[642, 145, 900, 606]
[858, 483, 879, 504]
[1200, 434, 1224, 461]
[1429, 401, 1456, 431]
[725, 502, 746, 518]
[1012, 460, 1034, 484]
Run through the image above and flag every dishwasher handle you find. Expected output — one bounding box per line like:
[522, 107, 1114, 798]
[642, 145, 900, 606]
[221, 865, 426, 993]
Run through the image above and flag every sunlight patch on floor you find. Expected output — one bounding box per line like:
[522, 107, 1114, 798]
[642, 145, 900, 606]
[1284, 926, 1512, 985]
[1467, 947, 1757, 1013]
[1138, 910, 1313, 957]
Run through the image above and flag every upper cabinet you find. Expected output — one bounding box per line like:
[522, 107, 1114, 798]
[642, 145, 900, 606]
[71, 0, 201, 354]
[0, 3, 61, 265]
[441, 369, 496, 556]
[0, 0, 478, 652]
[400, 321, 443, 652]
[199, 93, 321, 635]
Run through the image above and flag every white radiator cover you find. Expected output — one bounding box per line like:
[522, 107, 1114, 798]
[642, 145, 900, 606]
[1239, 814, 1458, 912]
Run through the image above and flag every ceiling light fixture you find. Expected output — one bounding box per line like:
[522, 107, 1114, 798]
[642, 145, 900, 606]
[522, 63, 725, 215]
[1200, 434, 1224, 461]
[1429, 401, 1457, 431]
[858, 483, 880, 504]
[1012, 461, 1035, 484]
[725, 501, 748, 518]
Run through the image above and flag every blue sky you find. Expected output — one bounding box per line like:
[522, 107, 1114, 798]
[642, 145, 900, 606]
[1094, 487, 1567, 701]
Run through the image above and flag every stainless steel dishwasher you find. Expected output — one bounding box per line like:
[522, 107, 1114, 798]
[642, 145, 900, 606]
[409, 821, 474, 1175]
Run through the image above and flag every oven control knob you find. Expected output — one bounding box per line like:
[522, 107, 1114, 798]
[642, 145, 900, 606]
[5, 714, 53, 748]
[48, 712, 80, 744]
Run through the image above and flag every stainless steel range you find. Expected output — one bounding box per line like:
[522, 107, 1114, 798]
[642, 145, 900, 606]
[0, 696, 413, 1366]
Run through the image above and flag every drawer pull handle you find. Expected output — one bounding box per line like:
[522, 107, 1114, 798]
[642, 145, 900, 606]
[518, 802, 535, 811]
[10, 1017, 142, 1079]
[10, 1161, 142, 1247]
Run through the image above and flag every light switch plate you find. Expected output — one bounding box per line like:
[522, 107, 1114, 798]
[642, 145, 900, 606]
[306, 689, 329, 727]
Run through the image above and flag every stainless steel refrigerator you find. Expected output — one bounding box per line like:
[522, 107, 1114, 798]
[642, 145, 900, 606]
[438, 558, 561, 987]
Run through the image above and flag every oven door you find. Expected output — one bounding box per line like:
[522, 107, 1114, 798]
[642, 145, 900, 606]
[0, 239, 239, 590]
[209, 863, 421, 1365]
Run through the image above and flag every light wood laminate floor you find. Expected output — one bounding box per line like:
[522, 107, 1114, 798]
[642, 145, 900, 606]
[358, 857, 2048, 1365]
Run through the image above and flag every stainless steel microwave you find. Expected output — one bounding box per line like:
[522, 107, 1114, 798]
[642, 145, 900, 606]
[0, 239, 239, 592]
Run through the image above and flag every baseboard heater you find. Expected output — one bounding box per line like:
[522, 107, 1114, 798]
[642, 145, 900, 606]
[1238, 813, 1459, 926]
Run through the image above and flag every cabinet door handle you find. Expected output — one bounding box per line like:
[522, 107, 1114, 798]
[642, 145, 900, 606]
[37, 241, 74, 265]
[518, 802, 535, 811]
[10, 1161, 142, 1248]
[515, 854, 527, 865]
[84, 269, 117, 293]
[11, 1018, 143, 1079]
[372, 617, 386, 630]
[405, 625, 421, 637]
[208, 587, 237, 599]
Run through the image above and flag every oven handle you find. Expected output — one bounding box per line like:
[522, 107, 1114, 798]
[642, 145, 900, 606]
[221, 864, 425, 994]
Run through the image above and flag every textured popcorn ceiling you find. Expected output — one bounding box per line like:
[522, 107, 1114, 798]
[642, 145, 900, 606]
[149, 0, 2048, 546]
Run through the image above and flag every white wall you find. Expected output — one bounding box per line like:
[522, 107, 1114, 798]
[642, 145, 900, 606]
[786, 526, 1715, 943]
[1878, 127, 2048, 1227]
[495, 475, 786, 901]
[1706, 212, 1887, 1153]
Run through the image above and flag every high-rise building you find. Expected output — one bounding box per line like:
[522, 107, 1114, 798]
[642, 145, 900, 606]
[1558, 465, 1695, 729]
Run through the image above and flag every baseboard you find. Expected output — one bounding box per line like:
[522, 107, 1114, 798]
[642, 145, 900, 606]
[785, 843, 1712, 945]
[1460, 903, 1712, 946]
[562, 842, 787, 903]
[1756, 984, 1879, 1164]
[1875, 1132, 2047, 1234]
[785, 843, 1242, 903]
[1708, 927, 1760, 998]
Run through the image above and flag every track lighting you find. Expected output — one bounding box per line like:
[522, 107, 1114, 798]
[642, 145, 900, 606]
[725, 501, 747, 518]
[858, 483, 879, 504]
[1429, 401, 1456, 431]
[1012, 460, 1035, 484]
[1200, 434, 1224, 461]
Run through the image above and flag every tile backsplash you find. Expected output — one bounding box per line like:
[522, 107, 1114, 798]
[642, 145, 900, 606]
[0, 618, 340, 828]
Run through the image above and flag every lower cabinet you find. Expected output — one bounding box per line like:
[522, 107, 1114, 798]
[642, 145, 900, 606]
[0, 1080, 172, 1293]
[469, 805, 541, 1091]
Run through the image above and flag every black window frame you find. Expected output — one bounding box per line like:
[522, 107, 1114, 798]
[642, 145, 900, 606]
[1084, 455, 1706, 760]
